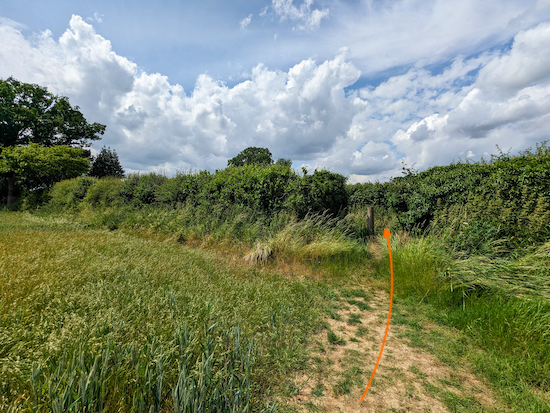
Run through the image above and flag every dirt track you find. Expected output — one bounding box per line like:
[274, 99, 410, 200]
[287, 289, 500, 413]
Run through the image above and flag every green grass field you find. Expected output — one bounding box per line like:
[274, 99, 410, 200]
[0, 212, 326, 412]
[2, 210, 550, 412]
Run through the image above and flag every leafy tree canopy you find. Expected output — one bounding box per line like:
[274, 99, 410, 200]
[0, 77, 105, 148]
[89, 146, 125, 178]
[0, 143, 90, 190]
[227, 147, 273, 167]
[275, 158, 292, 168]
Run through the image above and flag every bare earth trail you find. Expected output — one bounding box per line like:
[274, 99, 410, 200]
[286, 289, 502, 413]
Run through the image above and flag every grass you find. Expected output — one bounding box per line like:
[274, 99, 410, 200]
[0, 212, 322, 412]
[326, 331, 345, 346]
[3, 202, 550, 411]
[367, 231, 550, 412]
[70, 203, 371, 278]
[347, 314, 362, 325]
[433, 292, 550, 412]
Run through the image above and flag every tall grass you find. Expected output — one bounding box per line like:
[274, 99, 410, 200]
[55, 200, 370, 274]
[25, 325, 273, 413]
[373, 232, 550, 411]
[372, 232, 450, 299]
[0, 212, 321, 412]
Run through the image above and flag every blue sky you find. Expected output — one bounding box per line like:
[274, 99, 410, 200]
[1, 0, 550, 181]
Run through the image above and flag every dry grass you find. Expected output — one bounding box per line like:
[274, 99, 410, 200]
[285, 288, 504, 413]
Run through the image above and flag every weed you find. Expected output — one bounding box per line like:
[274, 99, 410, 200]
[312, 382, 324, 397]
[347, 314, 362, 325]
[327, 331, 345, 346]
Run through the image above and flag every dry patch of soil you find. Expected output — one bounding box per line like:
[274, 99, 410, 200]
[286, 289, 500, 413]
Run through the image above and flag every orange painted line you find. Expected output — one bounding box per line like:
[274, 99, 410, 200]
[360, 227, 394, 403]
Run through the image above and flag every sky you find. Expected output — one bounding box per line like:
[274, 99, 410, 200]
[1, 0, 550, 182]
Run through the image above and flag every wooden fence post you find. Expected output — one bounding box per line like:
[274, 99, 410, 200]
[367, 206, 374, 237]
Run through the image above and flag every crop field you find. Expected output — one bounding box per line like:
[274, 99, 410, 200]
[0, 212, 324, 412]
[2, 145, 550, 412]
[2, 210, 549, 412]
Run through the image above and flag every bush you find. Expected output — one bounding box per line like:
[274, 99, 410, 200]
[286, 169, 348, 219]
[48, 176, 98, 210]
[197, 164, 297, 214]
[349, 142, 550, 250]
[117, 173, 168, 206]
[83, 177, 124, 209]
[155, 170, 212, 206]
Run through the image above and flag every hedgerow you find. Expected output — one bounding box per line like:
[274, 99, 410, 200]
[49, 165, 348, 219]
[349, 141, 550, 251]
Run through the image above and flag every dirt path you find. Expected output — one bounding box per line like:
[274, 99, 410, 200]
[286, 288, 501, 413]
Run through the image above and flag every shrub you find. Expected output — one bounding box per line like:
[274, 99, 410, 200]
[48, 176, 98, 210]
[349, 141, 550, 249]
[286, 169, 348, 219]
[155, 170, 212, 206]
[117, 173, 168, 206]
[197, 164, 298, 214]
[83, 177, 124, 208]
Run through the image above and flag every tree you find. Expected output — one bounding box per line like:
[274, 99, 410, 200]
[89, 146, 125, 178]
[0, 143, 90, 205]
[227, 147, 273, 167]
[0, 77, 105, 148]
[275, 158, 292, 168]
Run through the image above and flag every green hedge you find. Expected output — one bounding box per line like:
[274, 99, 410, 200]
[49, 165, 349, 219]
[349, 142, 550, 250]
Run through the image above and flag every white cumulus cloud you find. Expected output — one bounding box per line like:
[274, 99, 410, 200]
[389, 23, 550, 177]
[2, 15, 550, 182]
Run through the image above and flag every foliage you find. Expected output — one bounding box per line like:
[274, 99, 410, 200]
[47, 176, 98, 211]
[89, 146, 125, 178]
[0, 143, 90, 191]
[227, 147, 273, 167]
[49, 165, 349, 221]
[117, 173, 168, 206]
[432, 191, 550, 254]
[275, 158, 292, 168]
[0, 212, 318, 412]
[350, 141, 550, 250]
[286, 169, 348, 219]
[0, 77, 105, 148]
[155, 170, 212, 206]
[198, 164, 296, 214]
[82, 177, 124, 209]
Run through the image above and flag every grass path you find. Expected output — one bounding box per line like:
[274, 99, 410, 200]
[285, 287, 507, 413]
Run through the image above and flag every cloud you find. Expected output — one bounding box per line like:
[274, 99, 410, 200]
[240, 14, 253, 30]
[476, 22, 550, 98]
[326, 0, 550, 77]
[388, 22, 550, 175]
[1, 15, 550, 182]
[87, 12, 104, 24]
[0, 17, 359, 173]
[268, 0, 329, 31]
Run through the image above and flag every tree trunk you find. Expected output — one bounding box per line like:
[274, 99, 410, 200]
[7, 177, 19, 206]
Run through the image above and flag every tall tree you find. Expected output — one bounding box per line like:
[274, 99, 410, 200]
[0, 77, 105, 148]
[227, 147, 273, 167]
[275, 158, 292, 168]
[0, 143, 90, 205]
[89, 146, 125, 178]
